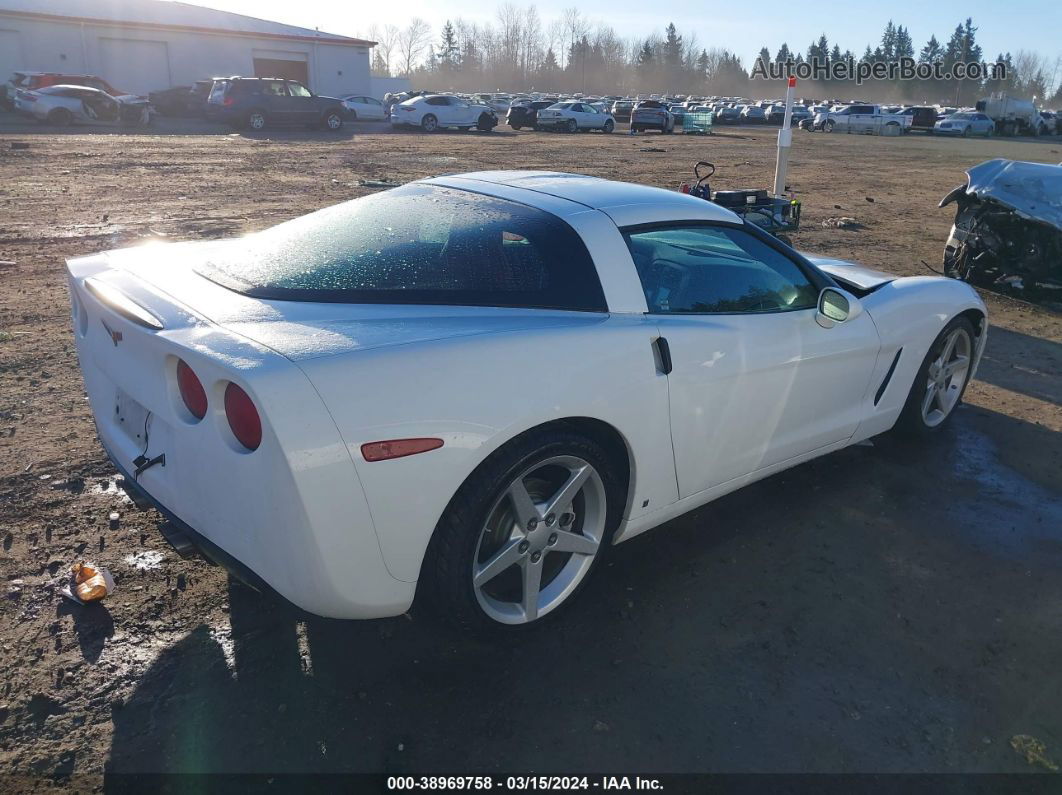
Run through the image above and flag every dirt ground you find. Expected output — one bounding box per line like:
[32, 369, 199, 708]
[1, 118, 1061, 789]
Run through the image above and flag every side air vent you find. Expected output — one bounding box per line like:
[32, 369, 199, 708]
[874, 348, 903, 406]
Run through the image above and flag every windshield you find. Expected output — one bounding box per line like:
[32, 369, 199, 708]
[196, 184, 607, 311]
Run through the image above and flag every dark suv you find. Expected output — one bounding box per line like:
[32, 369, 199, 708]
[205, 77, 347, 131]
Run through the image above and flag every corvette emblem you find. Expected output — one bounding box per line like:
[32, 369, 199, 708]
[101, 319, 122, 346]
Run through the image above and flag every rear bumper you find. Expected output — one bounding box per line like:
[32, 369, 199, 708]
[106, 444, 312, 614]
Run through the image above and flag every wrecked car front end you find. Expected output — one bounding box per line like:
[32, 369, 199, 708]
[941, 158, 1062, 304]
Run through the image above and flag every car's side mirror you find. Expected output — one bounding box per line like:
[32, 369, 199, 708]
[815, 287, 860, 328]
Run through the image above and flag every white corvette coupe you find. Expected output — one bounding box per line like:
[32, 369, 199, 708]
[66, 172, 987, 631]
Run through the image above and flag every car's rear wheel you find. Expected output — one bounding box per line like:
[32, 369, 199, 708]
[602, 119, 614, 133]
[895, 317, 976, 436]
[246, 110, 266, 131]
[421, 114, 438, 132]
[47, 108, 73, 127]
[422, 429, 622, 633]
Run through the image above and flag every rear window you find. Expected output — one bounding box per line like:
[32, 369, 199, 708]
[208, 80, 230, 102]
[196, 184, 608, 311]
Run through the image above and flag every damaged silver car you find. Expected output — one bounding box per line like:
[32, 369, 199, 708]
[13, 84, 152, 127]
[941, 158, 1062, 303]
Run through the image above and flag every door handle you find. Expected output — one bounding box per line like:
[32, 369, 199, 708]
[653, 336, 673, 375]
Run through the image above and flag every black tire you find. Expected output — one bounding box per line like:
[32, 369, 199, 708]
[246, 110, 267, 131]
[602, 119, 614, 133]
[421, 113, 438, 132]
[476, 113, 494, 132]
[322, 109, 344, 131]
[566, 118, 577, 133]
[510, 123, 522, 130]
[420, 427, 624, 634]
[47, 108, 73, 127]
[962, 126, 969, 138]
[824, 120, 835, 132]
[894, 316, 977, 437]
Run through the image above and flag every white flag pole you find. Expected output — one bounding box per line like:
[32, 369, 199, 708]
[773, 76, 796, 197]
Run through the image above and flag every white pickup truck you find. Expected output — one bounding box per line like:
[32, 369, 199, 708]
[814, 104, 912, 135]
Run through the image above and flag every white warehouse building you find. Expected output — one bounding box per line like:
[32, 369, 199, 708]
[0, 0, 375, 97]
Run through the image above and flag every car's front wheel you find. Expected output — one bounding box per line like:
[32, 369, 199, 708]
[602, 119, 615, 133]
[895, 316, 976, 436]
[422, 428, 622, 633]
[565, 118, 578, 133]
[47, 108, 73, 127]
[322, 110, 344, 131]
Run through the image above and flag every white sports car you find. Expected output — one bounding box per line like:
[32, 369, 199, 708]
[66, 172, 987, 631]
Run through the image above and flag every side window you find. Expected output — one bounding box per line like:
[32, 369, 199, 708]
[426, 96, 447, 106]
[260, 82, 285, 97]
[287, 82, 312, 98]
[623, 225, 819, 314]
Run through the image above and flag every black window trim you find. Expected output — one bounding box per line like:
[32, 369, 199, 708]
[619, 219, 836, 317]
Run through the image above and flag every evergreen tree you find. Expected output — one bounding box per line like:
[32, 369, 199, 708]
[371, 49, 389, 77]
[880, 21, 897, 61]
[895, 26, 914, 59]
[636, 39, 655, 83]
[807, 34, 828, 66]
[775, 43, 791, 63]
[696, 49, 710, 81]
[919, 35, 943, 63]
[438, 21, 460, 75]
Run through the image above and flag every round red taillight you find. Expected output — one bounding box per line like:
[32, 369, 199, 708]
[224, 382, 261, 451]
[176, 359, 207, 420]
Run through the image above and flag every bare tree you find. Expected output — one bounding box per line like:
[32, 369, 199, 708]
[397, 18, 431, 77]
[365, 24, 400, 77]
[562, 7, 589, 69]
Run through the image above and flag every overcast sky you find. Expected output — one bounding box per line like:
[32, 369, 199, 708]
[196, 0, 1061, 76]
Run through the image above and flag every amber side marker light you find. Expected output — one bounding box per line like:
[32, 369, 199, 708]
[361, 438, 444, 462]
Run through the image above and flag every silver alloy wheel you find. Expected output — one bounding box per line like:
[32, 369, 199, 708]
[567, 119, 577, 133]
[249, 112, 265, 130]
[326, 113, 342, 129]
[422, 114, 438, 132]
[472, 455, 607, 625]
[921, 327, 972, 427]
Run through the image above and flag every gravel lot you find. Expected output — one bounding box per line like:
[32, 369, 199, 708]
[1, 116, 1061, 787]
